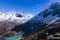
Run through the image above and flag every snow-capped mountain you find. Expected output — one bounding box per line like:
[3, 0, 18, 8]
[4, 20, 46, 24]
[12, 2, 60, 37]
[26, 2, 60, 25]
[30, 2, 60, 25]
[0, 11, 33, 24]
[0, 11, 33, 35]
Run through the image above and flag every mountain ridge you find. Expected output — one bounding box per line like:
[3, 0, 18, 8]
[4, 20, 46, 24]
[12, 2, 60, 37]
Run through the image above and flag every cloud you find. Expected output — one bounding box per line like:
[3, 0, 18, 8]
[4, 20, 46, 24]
[25, 14, 33, 19]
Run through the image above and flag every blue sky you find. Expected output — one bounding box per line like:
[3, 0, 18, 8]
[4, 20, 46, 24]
[0, 0, 60, 15]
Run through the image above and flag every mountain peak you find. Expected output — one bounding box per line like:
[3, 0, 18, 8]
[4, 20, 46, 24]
[49, 2, 60, 9]
[16, 13, 23, 18]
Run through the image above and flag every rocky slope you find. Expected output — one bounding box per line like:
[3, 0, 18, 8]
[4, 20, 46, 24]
[12, 2, 60, 37]
[0, 11, 32, 35]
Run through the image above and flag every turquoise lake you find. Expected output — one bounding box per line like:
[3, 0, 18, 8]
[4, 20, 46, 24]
[5, 35, 22, 40]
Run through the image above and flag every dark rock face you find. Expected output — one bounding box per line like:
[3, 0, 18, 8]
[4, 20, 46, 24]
[49, 2, 60, 16]
[12, 2, 60, 37]
[16, 13, 23, 18]
[42, 2, 60, 18]
[12, 21, 47, 37]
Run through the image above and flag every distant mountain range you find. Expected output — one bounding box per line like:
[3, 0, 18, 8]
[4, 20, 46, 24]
[0, 11, 33, 35]
[0, 11, 32, 23]
[12, 2, 60, 37]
